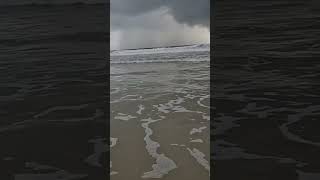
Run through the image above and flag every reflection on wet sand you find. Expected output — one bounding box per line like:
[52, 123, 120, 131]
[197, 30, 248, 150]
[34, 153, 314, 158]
[111, 46, 210, 180]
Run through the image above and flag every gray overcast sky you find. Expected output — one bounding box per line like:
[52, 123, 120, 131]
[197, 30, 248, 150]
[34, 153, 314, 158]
[0, 0, 210, 50]
[111, 0, 210, 50]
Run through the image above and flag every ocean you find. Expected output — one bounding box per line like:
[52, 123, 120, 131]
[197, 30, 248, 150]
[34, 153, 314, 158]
[110, 44, 210, 180]
[213, 0, 320, 179]
[0, 4, 108, 179]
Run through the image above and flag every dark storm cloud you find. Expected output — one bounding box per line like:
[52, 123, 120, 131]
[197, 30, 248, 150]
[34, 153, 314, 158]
[110, 0, 211, 49]
[111, 0, 210, 28]
[167, 0, 210, 27]
[111, 0, 164, 16]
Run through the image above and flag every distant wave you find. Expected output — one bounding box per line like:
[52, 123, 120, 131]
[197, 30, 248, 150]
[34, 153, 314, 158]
[111, 44, 210, 57]
[111, 44, 210, 64]
[110, 58, 209, 64]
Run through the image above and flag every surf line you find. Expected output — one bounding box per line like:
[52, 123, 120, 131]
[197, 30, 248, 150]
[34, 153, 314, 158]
[140, 118, 177, 178]
[187, 148, 210, 172]
[110, 137, 119, 176]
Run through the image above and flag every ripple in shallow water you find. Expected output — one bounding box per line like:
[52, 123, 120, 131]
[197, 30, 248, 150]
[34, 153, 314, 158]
[187, 148, 210, 172]
[141, 118, 177, 178]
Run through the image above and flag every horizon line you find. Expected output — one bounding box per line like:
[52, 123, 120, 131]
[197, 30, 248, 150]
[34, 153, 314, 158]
[111, 43, 210, 52]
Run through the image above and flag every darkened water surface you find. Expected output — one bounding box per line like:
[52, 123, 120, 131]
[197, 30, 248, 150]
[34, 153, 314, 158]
[213, 0, 320, 180]
[0, 5, 107, 179]
[110, 45, 210, 180]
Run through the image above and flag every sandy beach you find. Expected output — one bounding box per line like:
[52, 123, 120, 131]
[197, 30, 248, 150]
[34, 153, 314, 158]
[110, 45, 210, 180]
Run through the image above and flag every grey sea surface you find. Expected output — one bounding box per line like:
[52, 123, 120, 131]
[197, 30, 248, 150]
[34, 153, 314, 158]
[213, 0, 320, 179]
[0, 5, 107, 179]
[110, 45, 210, 180]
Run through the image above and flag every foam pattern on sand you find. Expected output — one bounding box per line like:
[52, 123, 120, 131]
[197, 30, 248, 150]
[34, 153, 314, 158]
[111, 45, 209, 180]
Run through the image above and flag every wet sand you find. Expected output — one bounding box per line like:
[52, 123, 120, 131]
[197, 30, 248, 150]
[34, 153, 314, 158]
[111, 48, 210, 180]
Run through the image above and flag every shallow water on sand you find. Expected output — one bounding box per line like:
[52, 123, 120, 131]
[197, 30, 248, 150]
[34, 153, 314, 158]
[110, 47, 210, 180]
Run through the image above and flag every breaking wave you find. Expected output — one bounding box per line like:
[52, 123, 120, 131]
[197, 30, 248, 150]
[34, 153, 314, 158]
[110, 44, 210, 64]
